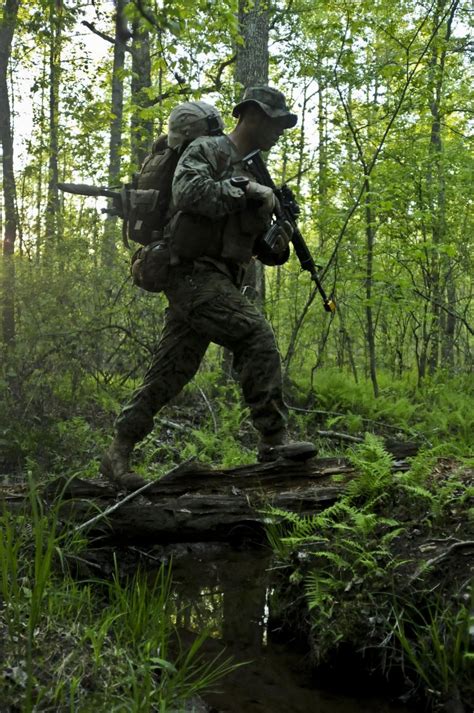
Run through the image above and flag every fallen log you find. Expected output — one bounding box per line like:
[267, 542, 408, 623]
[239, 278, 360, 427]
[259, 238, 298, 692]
[0, 447, 415, 544]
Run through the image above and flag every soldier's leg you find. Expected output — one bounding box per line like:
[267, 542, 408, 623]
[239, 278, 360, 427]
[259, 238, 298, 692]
[116, 309, 209, 442]
[180, 270, 316, 461]
[101, 307, 209, 487]
[181, 273, 287, 436]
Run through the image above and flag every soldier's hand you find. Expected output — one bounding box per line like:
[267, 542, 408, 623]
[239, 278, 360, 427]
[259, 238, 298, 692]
[245, 182, 276, 216]
[271, 220, 293, 252]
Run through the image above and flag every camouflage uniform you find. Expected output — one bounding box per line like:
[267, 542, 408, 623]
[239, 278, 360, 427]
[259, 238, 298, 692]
[115, 134, 288, 442]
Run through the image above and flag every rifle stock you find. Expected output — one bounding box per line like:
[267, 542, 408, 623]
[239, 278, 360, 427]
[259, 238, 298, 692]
[58, 182, 129, 226]
[243, 150, 336, 314]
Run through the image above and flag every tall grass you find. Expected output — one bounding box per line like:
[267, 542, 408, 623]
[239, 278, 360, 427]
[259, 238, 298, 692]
[390, 595, 473, 704]
[0, 478, 237, 711]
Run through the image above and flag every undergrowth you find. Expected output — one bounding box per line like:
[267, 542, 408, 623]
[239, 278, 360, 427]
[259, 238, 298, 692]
[265, 435, 473, 711]
[0, 478, 237, 711]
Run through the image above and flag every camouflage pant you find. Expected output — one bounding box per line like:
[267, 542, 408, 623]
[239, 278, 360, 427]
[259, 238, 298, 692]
[115, 264, 287, 443]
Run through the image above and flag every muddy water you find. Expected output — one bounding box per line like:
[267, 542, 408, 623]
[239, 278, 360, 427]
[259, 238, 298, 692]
[162, 543, 412, 713]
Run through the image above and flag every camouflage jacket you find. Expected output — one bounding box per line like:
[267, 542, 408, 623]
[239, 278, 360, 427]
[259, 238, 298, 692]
[168, 135, 284, 270]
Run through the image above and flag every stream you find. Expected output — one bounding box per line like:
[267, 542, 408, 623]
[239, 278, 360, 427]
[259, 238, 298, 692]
[154, 542, 413, 713]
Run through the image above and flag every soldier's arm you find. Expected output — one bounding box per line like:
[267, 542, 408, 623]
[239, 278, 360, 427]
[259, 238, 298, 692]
[172, 138, 246, 219]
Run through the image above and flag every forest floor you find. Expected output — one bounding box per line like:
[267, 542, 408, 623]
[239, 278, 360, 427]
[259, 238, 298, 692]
[265, 454, 473, 713]
[1, 451, 471, 712]
[0, 372, 473, 711]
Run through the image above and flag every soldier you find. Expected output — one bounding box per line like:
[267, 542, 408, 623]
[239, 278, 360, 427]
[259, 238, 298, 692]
[101, 86, 317, 490]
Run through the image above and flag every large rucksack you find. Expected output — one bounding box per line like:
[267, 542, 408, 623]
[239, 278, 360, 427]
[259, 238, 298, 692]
[129, 101, 224, 292]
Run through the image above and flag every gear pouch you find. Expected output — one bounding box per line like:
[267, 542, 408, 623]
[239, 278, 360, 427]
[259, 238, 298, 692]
[131, 241, 170, 293]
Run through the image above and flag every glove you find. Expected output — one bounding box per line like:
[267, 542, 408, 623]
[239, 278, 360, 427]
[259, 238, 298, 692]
[245, 181, 277, 217]
[263, 219, 293, 253]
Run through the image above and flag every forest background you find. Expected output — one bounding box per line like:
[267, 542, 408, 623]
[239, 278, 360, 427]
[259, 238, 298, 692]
[0, 1, 473, 711]
[0, 0, 473, 474]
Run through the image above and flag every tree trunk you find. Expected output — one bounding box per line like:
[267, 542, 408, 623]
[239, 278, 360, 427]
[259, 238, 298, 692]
[235, 0, 269, 89]
[364, 178, 379, 397]
[32, 448, 416, 544]
[235, 0, 269, 309]
[317, 64, 328, 250]
[102, 0, 129, 265]
[130, 19, 152, 170]
[0, 0, 20, 347]
[45, 0, 63, 247]
[35, 51, 47, 261]
[109, 0, 129, 185]
[427, 0, 458, 374]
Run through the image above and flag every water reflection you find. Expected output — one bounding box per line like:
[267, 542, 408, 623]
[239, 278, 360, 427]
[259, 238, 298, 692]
[154, 544, 411, 713]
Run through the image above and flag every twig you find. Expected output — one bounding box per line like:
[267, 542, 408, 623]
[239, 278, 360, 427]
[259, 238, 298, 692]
[314, 430, 364, 443]
[74, 460, 192, 534]
[413, 289, 473, 335]
[81, 20, 131, 50]
[322, 0, 461, 280]
[159, 418, 188, 432]
[286, 403, 421, 437]
[128, 546, 164, 564]
[197, 386, 219, 433]
[63, 552, 104, 572]
[410, 540, 474, 583]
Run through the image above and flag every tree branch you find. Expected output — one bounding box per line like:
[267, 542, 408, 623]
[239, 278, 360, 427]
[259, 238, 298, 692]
[322, 0, 461, 280]
[81, 20, 132, 51]
[413, 289, 474, 335]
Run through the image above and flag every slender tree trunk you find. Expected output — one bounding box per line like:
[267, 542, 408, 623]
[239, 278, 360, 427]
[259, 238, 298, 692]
[109, 0, 128, 185]
[442, 276, 456, 368]
[103, 0, 129, 265]
[0, 0, 20, 347]
[45, 0, 63, 247]
[364, 178, 378, 396]
[317, 64, 328, 250]
[130, 19, 152, 170]
[36, 51, 47, 261]
[427, 0, 458, 374]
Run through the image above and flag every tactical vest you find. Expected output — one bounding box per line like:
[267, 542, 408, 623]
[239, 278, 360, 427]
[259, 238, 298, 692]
[168, 135, 269, 266]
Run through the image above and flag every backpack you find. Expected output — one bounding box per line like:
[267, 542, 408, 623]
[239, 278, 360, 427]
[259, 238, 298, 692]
[127, 135, 179, 247]
[129, 101, 224, 292]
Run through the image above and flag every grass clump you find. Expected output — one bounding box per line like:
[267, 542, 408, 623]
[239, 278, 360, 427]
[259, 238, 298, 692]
[0, 479, 236, 712]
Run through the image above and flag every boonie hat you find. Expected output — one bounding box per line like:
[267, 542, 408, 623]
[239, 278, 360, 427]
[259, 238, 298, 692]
[232, 86, 298, 128]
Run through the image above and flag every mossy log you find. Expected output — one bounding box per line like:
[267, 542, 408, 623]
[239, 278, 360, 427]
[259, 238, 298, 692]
[0, 444, 417, 544]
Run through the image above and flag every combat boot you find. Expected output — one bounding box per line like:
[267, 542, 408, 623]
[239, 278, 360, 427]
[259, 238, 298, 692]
[258, 430, 317, 463]
[100, 436, 147, 490]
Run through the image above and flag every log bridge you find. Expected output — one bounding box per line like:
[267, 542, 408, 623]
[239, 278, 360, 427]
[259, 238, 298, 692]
[0, 444, 416, 545]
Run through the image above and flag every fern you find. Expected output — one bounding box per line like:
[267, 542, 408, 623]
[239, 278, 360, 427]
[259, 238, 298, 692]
[397, 480, 437, 504]
[316, 550, 352, 572]
[347, 433, 394, 500]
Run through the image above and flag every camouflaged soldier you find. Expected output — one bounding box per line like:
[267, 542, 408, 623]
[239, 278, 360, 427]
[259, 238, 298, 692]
[101, 87, 317, 490]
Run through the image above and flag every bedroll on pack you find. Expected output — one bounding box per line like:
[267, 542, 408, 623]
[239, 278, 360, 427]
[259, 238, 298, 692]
[128, 101, 224, 248]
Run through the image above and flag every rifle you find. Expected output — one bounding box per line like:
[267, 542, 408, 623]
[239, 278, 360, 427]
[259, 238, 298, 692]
[58, 182, 129, 218]
[242, 150, 336, 314]
[58, 183, 160, 246]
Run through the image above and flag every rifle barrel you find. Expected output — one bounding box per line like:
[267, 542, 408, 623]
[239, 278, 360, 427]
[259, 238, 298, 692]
[58, 183, 120, 199]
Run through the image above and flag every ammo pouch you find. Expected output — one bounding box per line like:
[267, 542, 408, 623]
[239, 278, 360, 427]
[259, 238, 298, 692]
[168, 211, 223, 261]
[131, 241, 170, 293]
